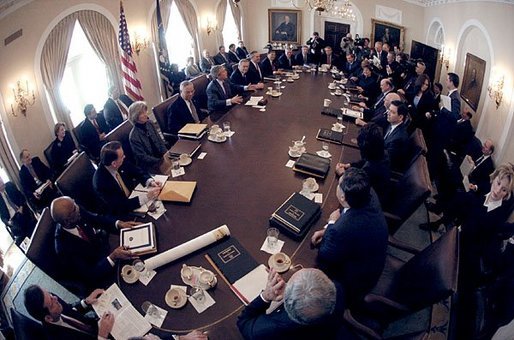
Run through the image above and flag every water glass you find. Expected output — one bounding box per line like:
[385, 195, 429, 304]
[337, 114, 343, 127]
[141, 301, 160, 318]
[223, 121, 231, 133]
[191, 286, 205, 304]
[267, 227, 280, 249]
[322, 142, 329, 152]
[171, 158, 180, 171]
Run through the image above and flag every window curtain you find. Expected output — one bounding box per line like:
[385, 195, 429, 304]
[0, 122, 20, 188]
[215, 0, 228, 48]
[40, 13, 78, 129]
[151, 0, 172, 43]
[77, 10, 123, 93]
[174, 0, 201, 63]
[228, 0, 242, 41]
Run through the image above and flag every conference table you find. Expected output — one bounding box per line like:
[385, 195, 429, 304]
[117, 70, 362, 339]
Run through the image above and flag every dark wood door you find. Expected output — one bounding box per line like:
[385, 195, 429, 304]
[324, 21, 350, 54]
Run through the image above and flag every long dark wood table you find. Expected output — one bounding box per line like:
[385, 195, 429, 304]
[117, 71, 361, 339]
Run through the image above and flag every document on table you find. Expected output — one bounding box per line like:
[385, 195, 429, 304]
[245, 96, 264, 106]
[92, 283, 151, 340]
[133, 174, 168, 192]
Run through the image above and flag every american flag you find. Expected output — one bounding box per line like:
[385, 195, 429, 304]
[118, 1, 144, 101]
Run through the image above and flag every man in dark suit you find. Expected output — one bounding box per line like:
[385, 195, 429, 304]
[213, 45, 231, 66]
[24, 284, 114, 340]
[354, 78, 393, 124]
[294, 45, 313, 65]
[93, 141, 161, 217]
[399, 61, 427, 98]
[278, 48, 295, 70]
[103, 86, 133, 130]
[319, 46, 341, 69]
[466, 139, 495, 196]
[230, 59, 252, 86]
[237, 268, 348, 339]
[207, 65, 256, 120]
[227, 43, 240, 63]
[369, 41, 388, 69]
[19, 149, 58, 210]
[306, 32, 325, 64]
[260, 50, 278, 77]
[79, 104, 110, 159]
[448, 109, 475, 157]
[51, 196, 137, 289]
[311, 168, 388, 308]
[383, 100, 410, 171]
[248, 51, 264, 84]
[0, 178, 36, 242]
[200, 49, 215, 73]
[167, 80, 207, 135]
[355, 92, 401, 131]
[342, 53, 361, 78]
[236, 40, 249, 60]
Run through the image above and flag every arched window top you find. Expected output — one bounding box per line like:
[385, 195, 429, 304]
[165, 1, 194, 69]
[222, 0, 239, 46]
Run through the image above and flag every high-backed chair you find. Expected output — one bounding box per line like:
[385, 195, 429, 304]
[43, 143, 54, 171]
[152, 93, 179, 134]
[383, 155, 432, 235]
[190, 74, 210, 111]
[10, 308, 44, 340]
[55, 152, 101, 213]
[344, 226, 460, 339]
[104, 120, 134, 163]
[26, 208, 58, 278]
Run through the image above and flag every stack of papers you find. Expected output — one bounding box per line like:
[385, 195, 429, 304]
[245, 96, 264, 106]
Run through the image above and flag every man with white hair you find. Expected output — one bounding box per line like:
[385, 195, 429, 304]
[237, 268, 348, 339]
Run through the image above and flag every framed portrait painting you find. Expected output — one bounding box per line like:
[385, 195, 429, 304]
[461, 53, 486, 111]
[268, 9, 301, 45]
[371, 19, 405, 50]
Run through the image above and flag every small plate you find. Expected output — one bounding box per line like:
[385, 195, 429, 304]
[268, 253, 291, 274]
[331, 127, 343, 132]
[287, 79, 294, 83]
[288, 150, 301, 158]
[270, 92, 282, 97]
[165, 288, 187, 309]
[179, 157, 192, 166]
[208, 135, 227, 143]
[121, 265, 139, 284]
[316, 150, 332, 159]
[334, 92, 343, 96]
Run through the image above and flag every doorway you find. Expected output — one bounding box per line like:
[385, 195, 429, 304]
[324, 21, 350, 54]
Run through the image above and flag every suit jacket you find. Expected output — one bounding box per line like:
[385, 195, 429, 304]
[319, 53, 341, 69]
[185, 64, 202, 79]
[260, 57, 277, 77]
[103, 95, 133, 130]
[370, 49, 388, 68]
[277, 54, 294, 70]
[237, 282, 347, 340]
[449, 119, 474, 156]
[248, 61, 263, 84]
[79, 115, 110, 158]
[342, 61, 361, 78]
[317, 191, 388, 306]
[206, 79, 244, 117]
[351, 158, 391, 207]
[435, 90, 461, 148]
[200, 57, 215, 73]
[0, 182, 35, 240]
[230, 69, 251, 86]
[384, 122, 410, 171]
[129, 122, 168, 171]
[408, 91, 437, 132]
[358, 75, 379, 102]
[49, 134, 76, 175]
[294, 52, 313, 66]
[93, 161, 151, 216]
[468, 155, 494, 196]
[166, 96, 205, 135]
[55, 207, 117, 289]
[236, 46, 249, 60]
[19, 157, 53, 198]
[213, 52, 230, 65]
[228, 50, 240, 63]
[43, 296, 99, 340]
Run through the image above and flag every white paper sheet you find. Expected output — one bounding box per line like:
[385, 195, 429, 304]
[233, 264, 269, 305]
[144, 225, 230, 270]
[133, 174, 168, 192]
[245, 96, 264, 106]
[440, 95, 451, 111]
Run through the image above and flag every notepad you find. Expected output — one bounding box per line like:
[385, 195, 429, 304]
[158, 181, 197, 202]
[178, 123, 208, 139]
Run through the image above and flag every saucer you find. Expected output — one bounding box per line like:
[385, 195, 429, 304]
[303, 182, 319, 192]
[316, 150, 332, 159]
[328, 86, 336, 90]
[287, 79, 294, 83]
[288, 150, 301, 158]
[208, 135, 227, 143]
[270, 92, 282, 97]
[331, 126, 343, 132]
[268, 253, 291, 274]
[165, 288, 187, 309]
[179, 156, 192, 166]
[334, 92, 343, 96]
[181, 265, 217, 290]
[121, 265, 139, 284]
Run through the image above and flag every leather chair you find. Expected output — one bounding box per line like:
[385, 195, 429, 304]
[344, 226, 460, 339]
[71, 123, 95, 162]
[55, 152, 102, 213]
[152, 93, 179, 134]
[26, 208, 59, 279]
[43, 143, 54, 171]
[190, 74, 210, 111]
[10, 308, 44, 340]
[104, 120, 134, 163]
[383, 155, 432, 235]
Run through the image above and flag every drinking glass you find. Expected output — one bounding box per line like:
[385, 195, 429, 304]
[336, 114, 343, 127]
[223, 121, 231, 134]
[322, 142, 329, 152]
[267, 227, 280, 249]
[141, 301, 160, 318]
[190, 286, 205, 304]
[171, 158, 180, 171]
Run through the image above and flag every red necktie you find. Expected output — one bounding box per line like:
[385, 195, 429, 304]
[77, 226, 90, 242]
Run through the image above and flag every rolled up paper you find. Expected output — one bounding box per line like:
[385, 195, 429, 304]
[144, 225, 230, 270]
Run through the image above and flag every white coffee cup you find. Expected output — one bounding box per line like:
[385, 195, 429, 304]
[324, 99, 332, 107]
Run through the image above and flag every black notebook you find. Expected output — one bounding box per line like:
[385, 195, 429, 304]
[205, 238, 258, 284]
[270, 192, 321, 240]
[321, 107, 340, 117]
[316, 128, 343, 144]
[293, 153, 331, 178]
[168, 139, 201, 157]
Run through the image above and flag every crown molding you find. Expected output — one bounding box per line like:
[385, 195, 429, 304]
[403, 0, 514, 7]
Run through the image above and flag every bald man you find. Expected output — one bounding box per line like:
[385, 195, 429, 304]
[51, 196, 138, 290]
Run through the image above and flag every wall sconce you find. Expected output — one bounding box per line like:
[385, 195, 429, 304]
[130, 32, 150, 56]
[440, 45, 450, 70]
[206, 17, 218, 36]
[488, 74, 504, 109]
[10, 80, 35, 117]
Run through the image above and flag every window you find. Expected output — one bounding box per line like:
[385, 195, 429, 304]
[222, 0, 239, 47]
[60, 21, 109, 127]
[165, 2, 194, 69]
